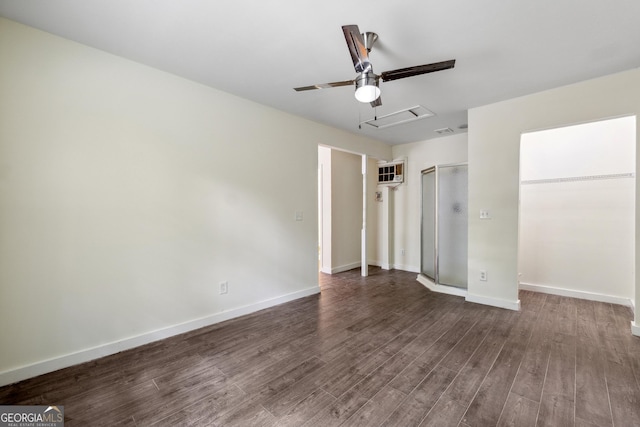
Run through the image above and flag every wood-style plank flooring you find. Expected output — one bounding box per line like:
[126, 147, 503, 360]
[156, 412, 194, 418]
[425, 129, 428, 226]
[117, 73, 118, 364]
[1, 268, 639, 426]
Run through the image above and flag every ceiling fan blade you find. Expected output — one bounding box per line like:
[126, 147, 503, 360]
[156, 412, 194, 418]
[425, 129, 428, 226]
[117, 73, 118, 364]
[380, 59, 456, 82]
[293, 79, 355, 91]
[370, 96, 382, 108]
[342, 25, 371, 73]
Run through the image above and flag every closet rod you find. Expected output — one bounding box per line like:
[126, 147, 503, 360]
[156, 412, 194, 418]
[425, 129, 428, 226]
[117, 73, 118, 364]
[521, 172, 634, 185]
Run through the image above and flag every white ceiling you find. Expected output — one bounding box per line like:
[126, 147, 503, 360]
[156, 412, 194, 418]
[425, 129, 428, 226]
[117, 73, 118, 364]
[1, 0, 639, 145]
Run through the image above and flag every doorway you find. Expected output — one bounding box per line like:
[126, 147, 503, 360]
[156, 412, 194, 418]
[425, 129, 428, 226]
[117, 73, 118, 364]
[318, 146, 378, 275]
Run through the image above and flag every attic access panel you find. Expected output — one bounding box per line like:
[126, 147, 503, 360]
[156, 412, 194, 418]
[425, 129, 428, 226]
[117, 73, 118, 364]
[361, 105, 435, 129]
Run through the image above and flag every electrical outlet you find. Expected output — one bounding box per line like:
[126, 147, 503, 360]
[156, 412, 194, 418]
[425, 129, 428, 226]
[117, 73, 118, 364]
[219, 281, 228, 294]
[479, 270, 487, 281]
[401, 249, 405, 256]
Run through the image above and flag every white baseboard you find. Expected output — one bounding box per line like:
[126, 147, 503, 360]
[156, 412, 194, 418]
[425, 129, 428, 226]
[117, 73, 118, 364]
[326, 262, 360, 274]
[466, 293, 521, 311]
[416, 274, 467, 298]
[519, 282, 634, 308]
[323, 264, 416, 274]
[632, 321, 640, 337]
[0, 286, 320, 388]
[392, 263, 420, 273]
[323, 260, 384, 275]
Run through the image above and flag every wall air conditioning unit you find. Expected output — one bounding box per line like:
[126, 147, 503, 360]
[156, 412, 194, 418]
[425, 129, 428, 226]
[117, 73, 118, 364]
[377, 160, 405, 184]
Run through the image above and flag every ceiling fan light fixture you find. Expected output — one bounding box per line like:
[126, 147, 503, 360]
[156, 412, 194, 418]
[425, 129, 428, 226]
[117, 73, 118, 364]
[293, 25, 455, 111]
[354, 72, 380, 103]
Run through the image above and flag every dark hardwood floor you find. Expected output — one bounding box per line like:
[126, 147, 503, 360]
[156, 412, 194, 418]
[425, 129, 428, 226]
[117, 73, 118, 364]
[2, 267, 640, 426]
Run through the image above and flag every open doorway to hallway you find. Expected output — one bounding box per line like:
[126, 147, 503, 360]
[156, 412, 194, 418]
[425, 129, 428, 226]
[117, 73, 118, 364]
[318, 146, 382, 275]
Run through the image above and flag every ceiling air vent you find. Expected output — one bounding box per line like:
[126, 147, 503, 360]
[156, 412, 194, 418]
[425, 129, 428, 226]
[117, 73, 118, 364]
[434, 127, 454, 134]
[361, 105, 435, 129]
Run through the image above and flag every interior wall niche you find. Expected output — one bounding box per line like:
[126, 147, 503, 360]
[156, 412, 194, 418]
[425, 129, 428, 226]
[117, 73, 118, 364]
[518, 116, 636, 304]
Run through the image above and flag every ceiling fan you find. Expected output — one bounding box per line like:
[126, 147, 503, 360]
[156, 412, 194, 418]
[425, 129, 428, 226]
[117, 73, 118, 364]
[294, 25, 456, 107]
